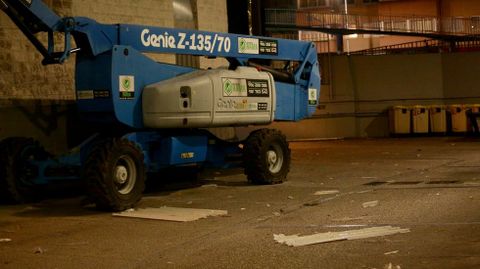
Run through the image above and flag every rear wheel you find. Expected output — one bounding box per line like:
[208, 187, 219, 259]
[243, 129, 291, 185]
[0, 137, 47, 203]
[84, 138, 145, 211]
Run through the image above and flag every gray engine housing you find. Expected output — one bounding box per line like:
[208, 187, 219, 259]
[142, 67, 276, 128]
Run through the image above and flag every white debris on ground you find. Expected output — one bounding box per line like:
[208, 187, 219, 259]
[314, 190, 340, 196]
[362, 200, 379, 208]
[0, 238, 12, 243]
[331, 216, 366, 222]
[324, 224, 367, 228]
[273, 226, 410, 247]
[384, 250, 399, 255]
[201, 184, 218, 188]
[384, 262, 402, 269]
[356, 190, 373, 194]
[112, 206, 228, 222]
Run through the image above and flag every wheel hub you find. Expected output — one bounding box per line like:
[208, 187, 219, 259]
[267, 150, 277, 165]
[114, 155, 137, 195]
[114, 165, 128, 184]
[266, 146, 283, 174]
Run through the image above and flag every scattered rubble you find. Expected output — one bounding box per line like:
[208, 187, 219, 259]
[362, 201, 379, 208]
[384, 250, 399, 255]
[314, 190, 339, 196]
[356, 190, 373, 194]
[201, 184, 218, 188]
[331, 216, 366, 222]
[384, 262, 401, 269]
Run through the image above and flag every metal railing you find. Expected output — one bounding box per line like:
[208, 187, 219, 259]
[349, 39, 480, 56]
[265, 9, 480, 36]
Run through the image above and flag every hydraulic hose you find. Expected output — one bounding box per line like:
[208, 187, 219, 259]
[247, 61, 295, 84]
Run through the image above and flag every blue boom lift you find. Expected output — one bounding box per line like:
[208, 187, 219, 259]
[0, 0, 321, 211]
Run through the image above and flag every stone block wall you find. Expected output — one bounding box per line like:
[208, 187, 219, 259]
[0, 0, 228, 151]
[0, 0, 228, 102]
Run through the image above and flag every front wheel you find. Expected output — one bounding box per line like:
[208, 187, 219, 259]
[243, 129, 291, 185]
[84, 138, 145, 211]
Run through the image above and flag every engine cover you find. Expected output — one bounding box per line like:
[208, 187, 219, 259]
[142, 67, 276, 128]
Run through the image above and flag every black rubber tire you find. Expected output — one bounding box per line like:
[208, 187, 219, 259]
[243, 129, 291, 185]
[0, 137, 47, 203]
[84, 138, 146, 212]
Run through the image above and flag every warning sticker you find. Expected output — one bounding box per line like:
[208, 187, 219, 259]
[94, 90, 111, 99]
[238, 37, 278, 55]
[119, 75, 135, 99]
[258, 103, 268, 110]
[259, 39, 278, 55]
[246, 79, 269, 97]
[308, 88, 318, 105]
[77, 90, 94, 100]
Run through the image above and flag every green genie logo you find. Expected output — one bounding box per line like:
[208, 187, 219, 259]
[224, 79, 233, 96]
[122, 78, 131, 91]
[238, 38, 259, 54]
[239, 39, 246, 52]
[223, 79, 246, 96]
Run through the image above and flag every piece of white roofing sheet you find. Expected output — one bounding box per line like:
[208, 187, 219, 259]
[113, 206, 228, 222]
[274, 226, 410, 247]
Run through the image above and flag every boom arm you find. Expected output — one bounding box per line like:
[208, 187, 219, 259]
[1, 0, 318, 81]
[0, 0, 78, 64]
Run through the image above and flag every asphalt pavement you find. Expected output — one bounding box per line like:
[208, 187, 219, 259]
[1, 137, 479, 269]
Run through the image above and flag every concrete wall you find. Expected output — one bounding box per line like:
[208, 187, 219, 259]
[442, 52, 480, 100]
[441, 0, 480, 17]
[271, 51, 480, 139]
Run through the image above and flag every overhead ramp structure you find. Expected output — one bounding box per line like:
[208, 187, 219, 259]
[265, 9, 480, 39]
[264, 9, 480, 53]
